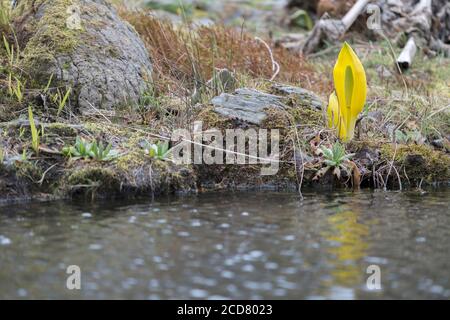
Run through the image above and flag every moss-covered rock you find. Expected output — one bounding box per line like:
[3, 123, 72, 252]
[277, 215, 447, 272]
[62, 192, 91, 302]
[65, 166, 119, 197]
[381, 144, 450, 184]
[12, 0, 152, 112]
[192, 85, 326, 190]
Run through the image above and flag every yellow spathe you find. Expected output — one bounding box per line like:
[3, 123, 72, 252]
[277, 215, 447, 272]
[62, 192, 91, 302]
[327, 42, 367, 141]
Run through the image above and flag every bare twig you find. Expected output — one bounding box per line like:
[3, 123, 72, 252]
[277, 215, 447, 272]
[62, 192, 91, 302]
[37, 163, 58, 185]
[384, 143, 398, 191]
[255, 37, 280, 81]
[426, 104, 450, 120]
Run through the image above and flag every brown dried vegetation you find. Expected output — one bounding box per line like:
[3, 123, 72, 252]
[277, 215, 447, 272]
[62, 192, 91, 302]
[120, 9, 327, 96]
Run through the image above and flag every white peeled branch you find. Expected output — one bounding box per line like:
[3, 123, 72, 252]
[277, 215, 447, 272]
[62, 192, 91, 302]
[302, 0, 370, 54]
[397, 36, 417, 70]
[342, 0, 371, 31]
[396, 0, 432, 70]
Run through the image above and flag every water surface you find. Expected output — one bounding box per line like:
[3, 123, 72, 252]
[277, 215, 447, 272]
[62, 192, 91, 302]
[1, 189, 449, 299]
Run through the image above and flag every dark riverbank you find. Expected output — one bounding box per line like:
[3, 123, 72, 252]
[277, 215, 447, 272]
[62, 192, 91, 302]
[1, 1, 449, 203]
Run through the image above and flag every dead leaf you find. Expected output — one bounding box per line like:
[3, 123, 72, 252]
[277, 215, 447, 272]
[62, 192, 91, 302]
[348, 160, 361, 189]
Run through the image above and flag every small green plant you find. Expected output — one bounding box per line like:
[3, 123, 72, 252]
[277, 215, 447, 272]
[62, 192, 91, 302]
[56, 87, 71, 116]
[141, 140, 170, 160]
[137, 85, 165, 122]
[19, 126, 25, 139]
[139, 86, 161, 107]
[314, 141, 355, 180]
[62, 136, 91, 159]
[3, 35, 15, 67]
[49, 87, 72, 115]
[13, 77, 24, 103]
[8, 74, 24, 103]
[28, 106, 40, 156]
[43, 74, 54, 94]
[395, 129, 425, 144]
[289, 9, 313, 30]
[0, 146, 4, 163]
[321, 142, 354, 167]
[21, 149, 29, 161]
[62, 137, 118, 161]
[89, 140, 118, 161]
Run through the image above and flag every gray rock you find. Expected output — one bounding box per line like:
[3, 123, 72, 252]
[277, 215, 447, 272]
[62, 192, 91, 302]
[271, 83, 323, 110]
[211, 85, 322, 125]
[14, 0, 153, 113]
[211, 88, 287, 125]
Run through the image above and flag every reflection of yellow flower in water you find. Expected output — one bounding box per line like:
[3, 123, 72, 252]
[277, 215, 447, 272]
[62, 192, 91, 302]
[324, 210, 369, 287]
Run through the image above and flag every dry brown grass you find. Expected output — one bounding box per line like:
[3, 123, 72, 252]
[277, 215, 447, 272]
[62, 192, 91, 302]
[120, 9, 328, 96]
[119, 10, 194, 95]
[194, 26, 314, 84]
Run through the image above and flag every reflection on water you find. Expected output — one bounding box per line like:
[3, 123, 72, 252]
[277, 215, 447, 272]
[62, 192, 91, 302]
[322, 206, 371, 299]
[0, 189, 449, 299]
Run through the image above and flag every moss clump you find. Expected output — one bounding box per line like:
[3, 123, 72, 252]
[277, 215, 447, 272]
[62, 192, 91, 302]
[115, 150, 147, 173]
[83, 122, 141, 139]
[14, 160, 43, 184]
[101, 127, 149, 173]
[147, 160, 196, 194]
[381, 144, 450, 184]
[287, 106, 323, 127]
[261, 107, 290, 129]
[199, 106, 231, 130]
[44, 123, 78, 137]
[67, 166, 117, 185]
[14, 0, 81, 84]
[66, 166, 119, 196]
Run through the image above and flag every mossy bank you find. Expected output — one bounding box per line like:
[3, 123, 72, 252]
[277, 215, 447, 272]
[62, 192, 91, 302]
[0, 1, 449, 203]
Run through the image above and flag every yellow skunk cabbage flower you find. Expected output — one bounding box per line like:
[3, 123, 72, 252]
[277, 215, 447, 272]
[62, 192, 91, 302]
[327, 91, 340, 129]
[327, 42, 367, 142]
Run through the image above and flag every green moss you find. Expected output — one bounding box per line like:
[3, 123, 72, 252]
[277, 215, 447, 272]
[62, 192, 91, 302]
[287, 106, 323, 127]
[199, 106, 228, 129]
[15, 0, 81, 84]
[148, 160, 195, 194]
[65, 166, 120, 198]
[115, 150, 147, 172]
[14, 160, 43, 183]
[261, 107, 290, 129]
[381, 144, 450, 183]
[44, 123, 78, 137]
[62, 61, 71, 70]
[151, 158, 170, 171]
[84, 122, 132, 137]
